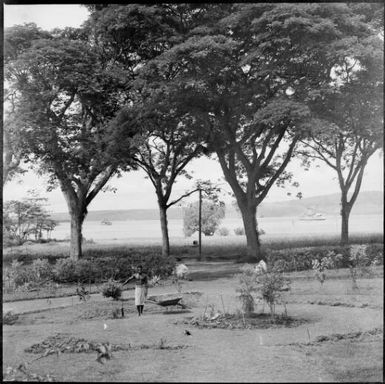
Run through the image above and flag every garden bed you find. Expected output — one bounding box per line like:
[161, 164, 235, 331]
[178, 312, 309, 330]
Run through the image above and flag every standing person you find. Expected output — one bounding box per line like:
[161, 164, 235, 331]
[122, 265, 149, 316]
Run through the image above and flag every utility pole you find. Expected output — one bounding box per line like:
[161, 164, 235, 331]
[198, 187, 202, 260]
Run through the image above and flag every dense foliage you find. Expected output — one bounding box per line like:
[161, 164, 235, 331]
[3, 193, 57, 246]
[137, 3, 383, 259]
[183, 200, 226, 237]
[3, 250, 176, 290]
[4, 4, 383, 263]
[267, 243, 383, 273]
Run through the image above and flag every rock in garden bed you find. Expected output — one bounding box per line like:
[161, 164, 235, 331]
[178, 312, 308, 330]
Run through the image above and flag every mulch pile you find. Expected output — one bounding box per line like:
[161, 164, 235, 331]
[25, 333, 127, 355]
[179, 312, 307, 330]
[25, 333, 187, 358]
[314, 327, 383, 343]
[307, 300, 371, 308]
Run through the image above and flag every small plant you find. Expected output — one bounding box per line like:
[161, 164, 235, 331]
[312, 253, 334, 286]
[207, 303, 216, 318]
[102, 279, 122, 300]
[348, 245, 371, 290]
[111, 308, 121, 319]
[76, 286, 90, 302]
[255, 266, 290, 321]
[234, 227, 245, 236]
[3, 310, 19, 325]
[218, 227, 229, 236]
[158, 337, 167, 349]
[236, 264, 258, 315]
[149, 275, 161, 287]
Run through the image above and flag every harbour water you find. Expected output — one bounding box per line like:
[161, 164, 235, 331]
[51, 214, 383, 243]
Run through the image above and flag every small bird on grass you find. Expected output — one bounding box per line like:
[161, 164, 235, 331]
[184, 330, 192, 336]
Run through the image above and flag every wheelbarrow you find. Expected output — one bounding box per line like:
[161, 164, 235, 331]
[146, 296, 189, 312]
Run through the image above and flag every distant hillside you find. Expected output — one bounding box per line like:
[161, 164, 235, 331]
[255, 190, 383, 218]
[51, 208, 184, 222]
[50, 191, 383, 222]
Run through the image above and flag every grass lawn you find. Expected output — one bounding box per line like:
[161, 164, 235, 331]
[3, 266, 383, 382]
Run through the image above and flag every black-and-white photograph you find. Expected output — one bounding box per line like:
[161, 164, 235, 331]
[3, 3, 383, 382]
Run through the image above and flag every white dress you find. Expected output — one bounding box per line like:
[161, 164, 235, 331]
[133, 273, 148, 306]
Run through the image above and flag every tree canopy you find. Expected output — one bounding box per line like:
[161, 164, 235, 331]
[139, 3, 380, 259]
[4, 25, 139, 259]
[297, 24, 383, 244]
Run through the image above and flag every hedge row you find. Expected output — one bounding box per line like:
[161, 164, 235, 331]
[4, 251, 176, 288]
[266, 243, 383, 272]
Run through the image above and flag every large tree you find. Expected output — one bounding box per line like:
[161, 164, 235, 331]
[111, 98, 207, 257]
[144, 3, 373, 260]
[5, 27, 138, 260]
[298, 33, 383, 244]
[86, 4, 218, 256]
[3, 23, 52, 185]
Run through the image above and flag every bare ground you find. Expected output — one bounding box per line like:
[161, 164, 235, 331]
[3, 274, 383, 382]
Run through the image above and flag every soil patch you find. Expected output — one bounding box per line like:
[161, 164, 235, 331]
[178, 312, 309, 330]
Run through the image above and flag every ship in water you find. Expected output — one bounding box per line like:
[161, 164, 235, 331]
[299, 208, 326, 221]
[101, 219, 112, 225]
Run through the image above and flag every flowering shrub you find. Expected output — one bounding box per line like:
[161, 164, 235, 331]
[348, 244, 374, 289]
[266, 244, 383, 273]
[218, 227, 230, 236]
[3, 261, 23, 289]
[366, 244, 383, 265]
[73, 259, 100, 283]
[101, 279, 122, 300]
[312, 253, 335, 286]
[255, 266, 291, 320]
[52, 259, 77, 283]
[148, 275, 161, 287]
[31, 258, 53, 281]
[234, 227, 245, 236]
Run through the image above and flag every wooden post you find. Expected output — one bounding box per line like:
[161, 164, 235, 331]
[198, 187, 202, 260]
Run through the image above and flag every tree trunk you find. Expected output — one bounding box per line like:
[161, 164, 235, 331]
[158, 203, 170, 258]
[239, 202, 262, 261]
[69, 212, 84, 260]
[340, 202, 351, 246]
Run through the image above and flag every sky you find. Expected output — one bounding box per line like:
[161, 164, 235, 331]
[3, 4, 384, 213]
